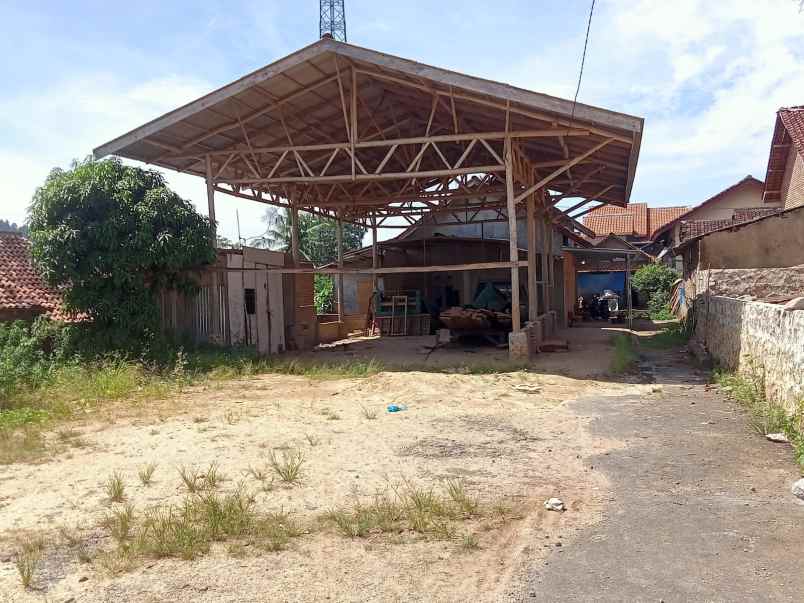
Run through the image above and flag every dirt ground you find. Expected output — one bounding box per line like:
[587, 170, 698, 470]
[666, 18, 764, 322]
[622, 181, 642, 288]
[0, 324, 652, 602]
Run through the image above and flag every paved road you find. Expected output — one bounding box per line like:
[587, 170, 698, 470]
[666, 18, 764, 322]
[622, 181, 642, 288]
[521, 349, 804, 602]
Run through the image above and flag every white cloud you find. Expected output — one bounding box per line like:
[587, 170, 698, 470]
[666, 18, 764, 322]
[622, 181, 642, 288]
[0, 73, 268, 240]
[501, 0, 804, 203]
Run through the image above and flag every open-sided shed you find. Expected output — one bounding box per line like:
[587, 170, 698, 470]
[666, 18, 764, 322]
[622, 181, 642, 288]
[95, 37, 643, 355]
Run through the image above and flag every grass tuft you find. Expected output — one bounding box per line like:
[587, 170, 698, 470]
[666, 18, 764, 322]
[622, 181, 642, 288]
[461, 531, 480, 550]
[138, 462, 158, 486]
[203, 462, 225, 489]
[14, 546, 41, 589]
[361, 406, 378, 420]
[444, 478, 479, 516]
[177, 465, 204, 493]
[105, 471, 126, 503]
[105, 503, 136, 544]
[269, 448, 305, 484]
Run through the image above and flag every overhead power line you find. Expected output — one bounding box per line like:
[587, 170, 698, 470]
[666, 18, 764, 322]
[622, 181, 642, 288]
[571, 0, 596, 122]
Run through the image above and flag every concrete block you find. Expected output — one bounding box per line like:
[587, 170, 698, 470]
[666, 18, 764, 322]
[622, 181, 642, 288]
[509, 331, 530, 361]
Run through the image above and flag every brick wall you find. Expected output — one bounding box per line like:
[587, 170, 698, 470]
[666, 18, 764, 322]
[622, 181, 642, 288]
[782, 150, 804, 210]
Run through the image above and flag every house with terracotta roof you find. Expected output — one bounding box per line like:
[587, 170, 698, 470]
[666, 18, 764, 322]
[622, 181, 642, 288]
[583, 176, 782, 258]
[0, 233, 74, 322]
[582, 202, 689, 249]
[651, 175, 780, 251]
[762, 105, 804, 210]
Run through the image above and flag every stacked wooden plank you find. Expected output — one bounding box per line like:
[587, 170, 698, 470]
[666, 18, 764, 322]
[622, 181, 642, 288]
[440, 307, 512, 331]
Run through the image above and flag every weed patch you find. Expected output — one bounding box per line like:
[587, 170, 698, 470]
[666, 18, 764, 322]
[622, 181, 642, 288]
[610, 334, 638, 374]
[715, 361, 804, 469]
[322, 480, 489, 542]
[641, 322, 690, 349]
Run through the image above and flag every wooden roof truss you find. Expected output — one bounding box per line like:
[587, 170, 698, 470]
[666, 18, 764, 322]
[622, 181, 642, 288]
[94, 39, 643, 333]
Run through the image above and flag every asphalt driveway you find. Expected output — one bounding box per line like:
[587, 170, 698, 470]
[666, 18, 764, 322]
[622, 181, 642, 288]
[520, 348, 804, 602]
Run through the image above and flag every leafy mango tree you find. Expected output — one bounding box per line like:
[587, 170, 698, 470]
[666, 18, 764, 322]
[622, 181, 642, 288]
[28, 158, 215, 349]
[631, 263, 679, 320]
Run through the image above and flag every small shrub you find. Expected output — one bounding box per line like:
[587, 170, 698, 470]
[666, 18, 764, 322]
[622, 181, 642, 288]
[361, 406, 378, 420]
[138, 462, 158, 485]
[105, 472, 126, 503]
[269, 448, 305, 484]
[305, 433, 320, 446]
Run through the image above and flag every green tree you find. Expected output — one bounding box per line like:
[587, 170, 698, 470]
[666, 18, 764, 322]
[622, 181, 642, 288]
[0, 219, 27, 234]
[632, 263, 679, 320]
[28, 158, 215, 345]
[258, 208, 366, 315]
[258, 208, 365, 265]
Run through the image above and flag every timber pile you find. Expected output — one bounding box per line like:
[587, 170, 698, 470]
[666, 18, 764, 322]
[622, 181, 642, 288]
[440, 307, 512, 331]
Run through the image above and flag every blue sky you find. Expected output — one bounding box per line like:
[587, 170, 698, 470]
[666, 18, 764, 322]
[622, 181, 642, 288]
[2, 0, 803, 241]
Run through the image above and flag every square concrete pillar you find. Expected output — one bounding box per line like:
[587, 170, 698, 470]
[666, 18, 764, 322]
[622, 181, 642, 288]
[509, 330, 530, 361]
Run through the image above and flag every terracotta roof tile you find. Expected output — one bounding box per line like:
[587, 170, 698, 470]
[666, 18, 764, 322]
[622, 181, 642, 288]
[647, 206, 690, 238]
[778, 106, 804, 157]
[583, 213, 635, 236]
[680, 219, 735, 241]
[583, 203, 689, 239]
[763, 106, 804, 202]
[733, 207, 783, 221]
[679, 206, 784, 242]
[0, 233, 77, 321]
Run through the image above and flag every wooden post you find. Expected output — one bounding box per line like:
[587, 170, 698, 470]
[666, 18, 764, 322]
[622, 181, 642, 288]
[205, 155, 220, 341]
[371, 215, 378, 292]
[626, 253, 633, 330]
[504, 138, 521, 332]
[205, 155, 217, 243]
[336, 213, 344, 322]
[526, 194, 538, 322]
[351, 69, 357, 181]
[540, 206, 550, 315]
[290, 203, 300, 267]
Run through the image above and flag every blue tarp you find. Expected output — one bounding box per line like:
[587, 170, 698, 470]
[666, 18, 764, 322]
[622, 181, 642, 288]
[577, 272, 626, 298]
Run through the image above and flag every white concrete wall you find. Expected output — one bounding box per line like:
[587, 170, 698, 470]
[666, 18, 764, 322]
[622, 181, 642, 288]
[685, 180, 776, 221]
[224, 248, 286, 354]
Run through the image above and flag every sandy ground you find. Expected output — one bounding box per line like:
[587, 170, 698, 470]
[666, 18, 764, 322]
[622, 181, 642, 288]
[0, 327, 652, 602]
